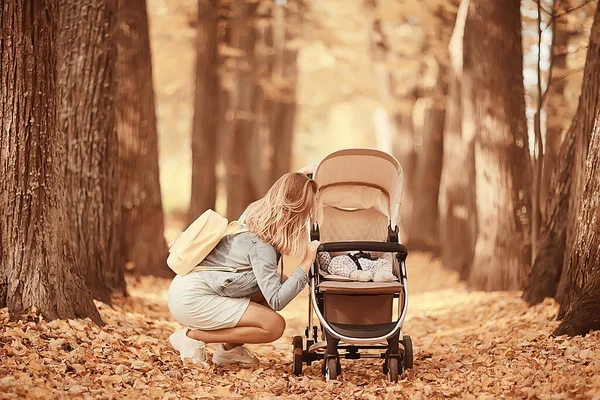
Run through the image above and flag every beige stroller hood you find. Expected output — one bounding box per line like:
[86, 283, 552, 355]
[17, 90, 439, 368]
[313, 148, 404, 243]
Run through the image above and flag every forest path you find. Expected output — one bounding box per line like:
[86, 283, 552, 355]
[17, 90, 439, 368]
[1, 253, 599, 399]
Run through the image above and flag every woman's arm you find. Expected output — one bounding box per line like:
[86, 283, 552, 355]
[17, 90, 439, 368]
[249, 242, 312, 311]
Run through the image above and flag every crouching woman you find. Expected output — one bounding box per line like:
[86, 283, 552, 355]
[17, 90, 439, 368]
[167, 172, 320, 367]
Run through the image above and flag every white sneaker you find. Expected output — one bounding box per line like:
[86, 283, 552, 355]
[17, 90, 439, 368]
[169, 328, 209, 367]
[212, 344, 259, 367]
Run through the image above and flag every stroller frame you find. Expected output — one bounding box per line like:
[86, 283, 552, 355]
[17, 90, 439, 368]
[292, 149, 413, 382]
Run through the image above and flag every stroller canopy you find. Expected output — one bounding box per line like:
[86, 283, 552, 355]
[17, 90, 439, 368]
[313, 148, 404, 242]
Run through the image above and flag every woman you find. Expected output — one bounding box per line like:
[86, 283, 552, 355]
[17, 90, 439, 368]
[167, 172, 320, 367]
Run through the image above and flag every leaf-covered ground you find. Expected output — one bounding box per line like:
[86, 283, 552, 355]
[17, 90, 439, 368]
[1, 253, 599, 399]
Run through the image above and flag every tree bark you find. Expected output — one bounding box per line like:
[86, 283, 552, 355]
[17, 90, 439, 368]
[0, 0, 102, 324]
[556, 5, 600, 317]
[540, 1, 573, 223]
[225, 1, 260, 220]
[188, 0, 219, 223]
[58, 0, 121, 304]
[522, 117, 576, 305]
[464, 0, 532, 291]
[116, 0, 171, 278]
[524, 3, 600, 306]
[438, 0, 477, 280]
[554, 111, 600, 336]
[408, 99, 445, 252]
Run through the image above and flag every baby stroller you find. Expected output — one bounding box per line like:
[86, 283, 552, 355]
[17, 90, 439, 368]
[292, 148, 412, 382]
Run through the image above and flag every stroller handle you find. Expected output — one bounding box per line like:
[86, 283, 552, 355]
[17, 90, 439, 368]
[318, 241, 408, 256]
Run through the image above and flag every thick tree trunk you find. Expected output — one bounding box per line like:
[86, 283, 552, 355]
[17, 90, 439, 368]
[225, 2, 260, 220]
[188, 0, 219, 223]
[554, 111, 600, 336]
[556, 6, 600, 317]
[116, 0, 171, 278]
[438, 0, 477, 279]
[58, 0, 121, 304]
[554, 121, 600, 336]
[464, 0, 532, 291]
[0, 0, 102, 324]
[408, 99, 445, 252]
[525, 4, 600, 306]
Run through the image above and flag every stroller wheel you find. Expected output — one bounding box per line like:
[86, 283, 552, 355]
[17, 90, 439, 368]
[292, 336, 303, 376]
[402, 335, 413, 369]
[325, 357, 339, 381]
[387, 357, 400, 383]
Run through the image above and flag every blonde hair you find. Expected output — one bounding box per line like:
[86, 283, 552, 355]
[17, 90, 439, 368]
[244, 172, 318, 258]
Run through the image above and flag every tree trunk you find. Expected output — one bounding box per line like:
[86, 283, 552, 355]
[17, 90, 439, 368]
[394, 110, 418, 234]
[188, 0, 219, 223]
[540, 1, 573, 223]
[522, 117, 576, 305]
[256, 6, 298, 191]
[116, 0, 171, 278]
[225, 1, 260, 220]
[438, 0, 477, 279]
[554, 111, 600, 336]
[556, 5, 600, 316]
[407, 98, 445, 252]
[524, 4, 600, 306]
[268, 6, 298, 184]
[241, 5, 297, 202]
[0, 0, 102, 325]
[58, 0, 121, 304]
[463, 0, 532, 291]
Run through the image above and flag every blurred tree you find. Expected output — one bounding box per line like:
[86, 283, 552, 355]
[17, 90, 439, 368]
[366, 0, 395, 154]
[405, 5, 458, 251]
[58, 0, 123, 302]
[116, 0, 171, 278]
[393, 104, 418, 239]
[540, 0, 575, 225]
[0, 0, 102, 324]
[188, 0, 220, 223]
[438, 0, 477, 279]
[409, 98, 445, 252]
[251, 2, 300, 194]
[407, 1, 458, 253]
[464, 0, 532, 290]
[224, 1, 260, 220]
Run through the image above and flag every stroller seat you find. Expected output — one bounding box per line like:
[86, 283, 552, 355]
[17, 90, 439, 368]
[318, 280, 403, 295]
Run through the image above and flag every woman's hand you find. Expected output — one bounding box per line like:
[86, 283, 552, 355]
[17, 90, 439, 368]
[300, 240, 321, 272]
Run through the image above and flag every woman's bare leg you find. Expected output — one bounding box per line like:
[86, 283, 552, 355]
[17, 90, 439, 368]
[218, 292, 272, 350]
[188, 274, 288, 350]
[186, 301, 285, 345]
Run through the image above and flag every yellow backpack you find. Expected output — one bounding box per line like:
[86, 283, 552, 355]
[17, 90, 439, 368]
[167, 209, 247, 275]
